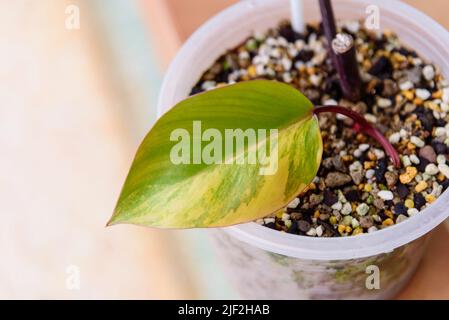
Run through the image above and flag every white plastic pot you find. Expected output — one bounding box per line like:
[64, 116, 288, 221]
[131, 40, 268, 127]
[158, 0, 449, 299]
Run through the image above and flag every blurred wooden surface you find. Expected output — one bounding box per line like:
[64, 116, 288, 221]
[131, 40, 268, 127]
[144, 0, 449, 300]
[0, 0, 202, 299]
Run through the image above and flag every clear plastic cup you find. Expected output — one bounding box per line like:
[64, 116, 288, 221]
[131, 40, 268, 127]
[157, 0, 449, 299]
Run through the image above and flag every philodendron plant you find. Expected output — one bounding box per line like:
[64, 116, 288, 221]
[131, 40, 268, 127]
[108, 80, 399, 228]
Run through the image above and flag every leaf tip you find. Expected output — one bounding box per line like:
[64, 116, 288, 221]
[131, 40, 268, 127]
[106, 210, 123, 227]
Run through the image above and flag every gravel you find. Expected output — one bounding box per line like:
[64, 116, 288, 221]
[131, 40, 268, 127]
[192, 20, 449, 237]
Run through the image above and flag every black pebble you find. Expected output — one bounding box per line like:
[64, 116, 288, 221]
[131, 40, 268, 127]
[324, 76, 343, 101]
[298, 220, 311, 232]
[368, 56, 393, 79]
[344, 189, 360, 202]
[216, 70, 231, 83]
[265, 222, 276, 229]
[385, 200, 394, 207]
[294, 49, 315, 63]
[279, 24, 304, 43]
[417, 109, 435, 132]
[442, 179, 449, 191]
[378, 210, 388, 220]
[375, 158, 387, 184]
[432, 141, 447, 155]
[436, 118, 447, 127]
[417, 156, 430, 172]
[414, 193, 426, 210]
[287, 221, 298, 234]
[396, 182, 409, 199]
[393, 47, 418, 58]
[190, 86, 203, 95]
[323, 189, 338, 206]
[317, 220, 339, 236]
[394, 203, 407, 215]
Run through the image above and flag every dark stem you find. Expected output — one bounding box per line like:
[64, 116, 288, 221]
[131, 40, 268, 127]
[319, 0, 337, 41]
[318, 0, 362, 102]
[332, 33, 362, 101]
[313, 105, 400, 168]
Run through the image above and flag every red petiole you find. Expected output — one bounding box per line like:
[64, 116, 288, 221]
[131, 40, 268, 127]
[313, 105, 401, 168]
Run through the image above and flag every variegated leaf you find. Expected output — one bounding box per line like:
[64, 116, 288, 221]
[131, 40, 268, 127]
[108, 80, 322, 228]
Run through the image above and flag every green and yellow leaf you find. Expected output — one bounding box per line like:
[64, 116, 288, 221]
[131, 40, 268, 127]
[108, 80, 322, 228]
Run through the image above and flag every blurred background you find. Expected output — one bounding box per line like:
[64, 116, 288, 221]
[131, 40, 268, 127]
[1, 0, 449, 299]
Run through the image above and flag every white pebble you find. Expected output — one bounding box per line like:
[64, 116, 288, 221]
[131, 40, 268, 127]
[399, 80, 413, 91]
[253, 31, 266, 41]
[353, 149, 362, 158]
[282, 72, 293, 83]
[433, 110, 441, 120]
[365, 169, 375, 179]
[287, 197, 300, 208]
[377, 98, 392, 108]
[281, 213, 290, 221]
[337, 190, 347, 203]
[270, 48, 282, 58]
[416, 88, 431, 100]
[256, 219, 264, 225]
[332, 201, 343, 211]
[356, 203, 370, 216]
[389, 132, 401, 144]
[422, 173, 432, 181]
[266, 37, 277, 46]
[401, 155, 412, 167]
[359, 144, 370, 152]
[368, 226, 378, 233]
[201, 81, 216, 91]
[435, 127, 447, 137]
[281, 57, 292, 71]
[341, 202, 352, 215]
[256, 64, 265, 75]
[351, 218, 360, 228]
[423, 65, 435, 81]
[364, 114, 377, 123]
[277, 36, 288, 47]
[410, 136, 425, 148]
[425, 163, 439, 175]
[316, 225, 323, 237]
[413, 58, 423, 66]
[324, 99, 338, 106]
[295, 39, 306, 50]
[437, 155, 446, 165]
[344, 21, 360, 34]
[396, 214, 408, 223]
[264, 217, 275, 224]
[309, 74, 322, 86]
[306, 228, 317, 236]
[410, 154, 420, 165]
[407, 208, 419, 216]
[441, 102, 449, 113]
[287, 45, 298, 58]
[400, 129, 408, 138]
[438, 163, 449, 178]
[378, 190, 394, 201]
[373, 149, 385, 159]
[443, 88, 449, 104]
